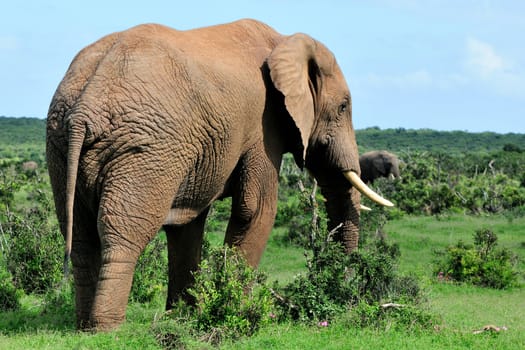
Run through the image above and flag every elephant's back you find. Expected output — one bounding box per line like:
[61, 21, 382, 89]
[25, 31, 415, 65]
[119, 19, 283, 75]
[46, 19, 282, 164]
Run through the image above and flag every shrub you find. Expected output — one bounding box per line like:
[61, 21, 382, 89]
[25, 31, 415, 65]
[377, 151, 525, 215]
[152, 312, 197, 350]
[359, 203, 389, 246]
[276, 179, 327, 247]
[274, 237, 353, 321]
[274, 180, 427, 324]
[189, 246, 274, 340]
[347, 300, 437, 331]
[0, 167, 20, 213]
[275, 232, 427, 323]
[156, 246, 274, 347]
[3, 192, 63, 295]
[41, 281, 75, 324]
[433, 229, 520, 289]
[0, 257, 22, 311]
[130, 233, 168, 303]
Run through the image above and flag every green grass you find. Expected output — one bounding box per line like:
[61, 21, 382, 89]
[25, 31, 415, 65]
[1, 214, 524, 349]
[223, 320, 524, 350]
[386, 214, 525, 278]
[259, 227, 307, 283]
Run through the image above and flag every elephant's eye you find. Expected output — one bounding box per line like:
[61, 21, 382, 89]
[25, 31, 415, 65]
[338, 101, 348, 115]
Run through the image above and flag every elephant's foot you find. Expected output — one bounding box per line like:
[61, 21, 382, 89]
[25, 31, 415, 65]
[87, 317, 125, 332]
[76, 311, 126, 332]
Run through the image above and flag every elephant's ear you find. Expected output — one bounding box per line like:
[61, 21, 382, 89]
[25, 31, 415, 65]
[267, 33, 320, 168]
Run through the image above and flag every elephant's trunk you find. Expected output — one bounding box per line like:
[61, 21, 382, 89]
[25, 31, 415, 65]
[320, 171, 393, 252]
[321, 186, 361, 253]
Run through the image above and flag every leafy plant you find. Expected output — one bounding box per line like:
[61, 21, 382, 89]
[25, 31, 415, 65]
[189, 246, 274, 340]
[0, 167, 21, 213]
[433, 228, 520, 289]
[273, 180, 427, 325]
[130, 233, 168, 303]
[346, 300, 437, 331]
[156, 246, 275, 347]
[0, 256, 22, 311]
[41, 281, 75, 322]
[3, 194, 63, 295]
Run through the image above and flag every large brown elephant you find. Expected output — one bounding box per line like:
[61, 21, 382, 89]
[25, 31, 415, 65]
[46, 19, 392, 331]
[359, 150, 401, 184]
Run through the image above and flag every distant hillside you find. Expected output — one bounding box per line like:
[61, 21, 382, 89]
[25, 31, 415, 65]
[356, 127, 525, 154]
[0, 116, 46, 145]
[1, 117, 524, 155]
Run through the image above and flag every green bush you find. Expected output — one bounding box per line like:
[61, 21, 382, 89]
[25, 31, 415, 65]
[274, 180, 426, 324]
[41, 281, 75, 322]
[3, 193, 63, 295]
[359, 204, 389, 246]
[275, 233, 427, 323]
[433, 229, 520, 289]
[130, 233, 168, 303]
[277, 195, 320, 247]
[375, 151, 525, 215]
[0, 257, 22, 311]
[189, 246, 274, 339]
[152, 312, 197, 350]
[0, 167, 21, 213]
[156, 246, 274, 347]
[347, 300, 437, 331]
[276, 178, 328, 248]
[0, 163, 64, 299]
[275, 238, 353, 321]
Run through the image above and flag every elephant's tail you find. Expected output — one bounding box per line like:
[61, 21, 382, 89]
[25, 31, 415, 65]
[64, 122, 86, 278]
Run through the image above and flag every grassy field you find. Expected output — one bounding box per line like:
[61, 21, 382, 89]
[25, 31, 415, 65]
[0, 214, 523, 349]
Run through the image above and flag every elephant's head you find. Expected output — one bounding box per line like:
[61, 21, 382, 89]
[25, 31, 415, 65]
[360, 150, 401, 184]
[267, 34, 392, 252]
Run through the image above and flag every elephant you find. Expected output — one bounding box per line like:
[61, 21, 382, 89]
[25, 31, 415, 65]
[46, 19, 393, 331]
[359, 150, 401, 184]
[21, 160, 39, 172]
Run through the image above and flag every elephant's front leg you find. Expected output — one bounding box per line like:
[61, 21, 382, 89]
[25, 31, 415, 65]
[224, 148, 280, 267]
[164, 208, 209, 309]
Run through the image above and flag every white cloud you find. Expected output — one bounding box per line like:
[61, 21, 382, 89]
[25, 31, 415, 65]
[364, 69, 433, 89]
[361, 37, 524, 98]
[465, 37, 508, 78]
[464, 37, 525, 97]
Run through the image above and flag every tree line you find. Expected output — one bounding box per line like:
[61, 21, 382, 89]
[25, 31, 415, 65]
[2, 117, 525, 156]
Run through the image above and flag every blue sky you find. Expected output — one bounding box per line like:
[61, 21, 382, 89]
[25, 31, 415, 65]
[1, 1, 524, 133]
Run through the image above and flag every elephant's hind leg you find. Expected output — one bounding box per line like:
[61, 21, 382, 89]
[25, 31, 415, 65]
[47, 142, 100, 329]
[89, 168, 176, 330]
[71, 210, 101, 330]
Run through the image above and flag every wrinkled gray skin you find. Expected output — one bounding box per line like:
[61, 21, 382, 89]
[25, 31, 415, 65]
[46, 19, 362, 331]
[359, 150, 400, 184]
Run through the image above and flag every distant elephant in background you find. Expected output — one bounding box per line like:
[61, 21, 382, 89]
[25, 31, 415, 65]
[21, 160, 39, 172]
[46, 19, 393, 331]
[359, 150, 401, 184]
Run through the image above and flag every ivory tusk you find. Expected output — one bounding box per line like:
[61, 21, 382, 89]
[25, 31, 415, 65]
[360, 204, 372, 211]
[344, 171, 394, 207]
